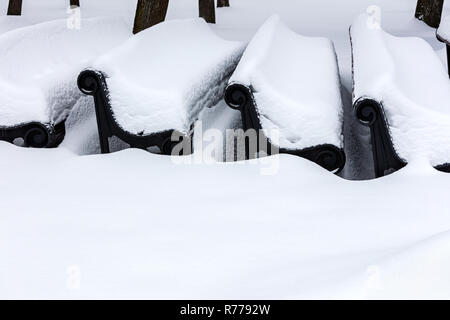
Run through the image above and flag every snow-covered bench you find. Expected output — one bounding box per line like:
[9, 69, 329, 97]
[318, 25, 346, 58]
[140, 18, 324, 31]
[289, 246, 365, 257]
[78, 19, 244, 155]
[437, 15, 450, 76]
[224, 16, 345, 172]
[351, 14, 450, 177]
[0, 18, 130, 148]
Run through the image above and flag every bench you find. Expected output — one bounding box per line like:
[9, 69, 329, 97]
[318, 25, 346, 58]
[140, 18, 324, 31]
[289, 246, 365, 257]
[224, 16, 346, 173]
[351, 14, 450, 177]
[78, 19, 244, 155]
[0, 17, 129, 148]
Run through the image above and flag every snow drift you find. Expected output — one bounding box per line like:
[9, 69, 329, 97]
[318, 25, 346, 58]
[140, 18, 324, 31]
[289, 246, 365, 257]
[0, 17, 130, 128]
[93, 18, 245, 136]
[228, 15, 343, 151]
[2, 0, 450, 300]
[351, 13, 450, 166]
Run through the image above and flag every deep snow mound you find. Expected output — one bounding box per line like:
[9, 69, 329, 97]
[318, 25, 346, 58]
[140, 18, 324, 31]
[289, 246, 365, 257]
[351, 14, 450, 166]
[0, 17, 131, 127]
[229, 15, 343, 151]
[93, 18, 245, 136]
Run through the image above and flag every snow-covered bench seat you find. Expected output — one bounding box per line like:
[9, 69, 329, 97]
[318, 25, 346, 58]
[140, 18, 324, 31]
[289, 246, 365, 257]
[78, 19, 244, 155]
[351, 14, 450, 177]
[224, 16, 345, 173]
[437, 15, 450, 76]
[0, 18, 130, 148]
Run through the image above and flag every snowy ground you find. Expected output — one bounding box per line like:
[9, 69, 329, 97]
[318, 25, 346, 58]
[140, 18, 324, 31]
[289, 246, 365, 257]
[1, 0, 450, 299]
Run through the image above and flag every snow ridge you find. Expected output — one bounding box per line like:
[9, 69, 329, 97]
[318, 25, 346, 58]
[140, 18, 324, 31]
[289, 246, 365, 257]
[94, 18, 245, 136]
[0, 17, 131, 127]
[351, 14, 450, 166]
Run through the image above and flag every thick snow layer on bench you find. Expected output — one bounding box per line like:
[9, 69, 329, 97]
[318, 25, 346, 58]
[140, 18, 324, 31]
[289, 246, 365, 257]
[229, 15, 343, 150]
[94, 19, 244, 135]
[437, 15, 450, 43]
[0, 17, 130, 127]
[351, 14, 450, 166]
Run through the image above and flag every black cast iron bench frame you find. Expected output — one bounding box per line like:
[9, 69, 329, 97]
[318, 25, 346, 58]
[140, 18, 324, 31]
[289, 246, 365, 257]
[224, 83, 346, 173]
[0, 120, 65, 148]
[77, 70, 188, 155]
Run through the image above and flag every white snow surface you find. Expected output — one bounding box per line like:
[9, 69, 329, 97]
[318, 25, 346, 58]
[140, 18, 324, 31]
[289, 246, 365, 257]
[2, 0, 450, 299]
[2, 144, 450, 299]
[0, 17, 130, 127]
[94, 18, 244, 135]
[352, 14, 450, 166]
[230, 15, 343, 150]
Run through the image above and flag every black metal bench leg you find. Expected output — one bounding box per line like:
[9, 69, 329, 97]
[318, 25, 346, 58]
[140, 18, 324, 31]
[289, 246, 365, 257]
[92, 97, 111, 154]
[97, 119, 110, 154]
[99, 132, 110, 154]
